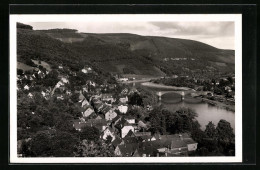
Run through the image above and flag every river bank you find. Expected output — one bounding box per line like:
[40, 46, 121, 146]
[141, 82, 191, 91]
[201, 98, 235, 112]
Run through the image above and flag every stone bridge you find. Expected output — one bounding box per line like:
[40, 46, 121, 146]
[156, 90, 195, 101]
[156, 90, 213, 100]
[156, 90, 192, 97]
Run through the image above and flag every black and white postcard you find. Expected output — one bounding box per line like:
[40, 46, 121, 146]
[9, 14, 242, 163]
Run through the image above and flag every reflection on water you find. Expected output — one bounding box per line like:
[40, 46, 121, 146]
[161, 100, 235, 131]
[132, 82, 235, 131]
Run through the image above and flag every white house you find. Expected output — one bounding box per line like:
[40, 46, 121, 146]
[119, 78, 128, 82]
[121, 125, 135, 138]
[27, 93, 33, 98]
[125, 118, 135, 124]
[24, 85, 30, 90]
[82, 107, 95, 118]
[105, 110, 117, 121]
[61, 77, 69, 84]
[101, 127, 116, 141]
[57, 95, 64, 100]
[81, 68, 87, 73]
[81, 99, 90, 107]
[41, 91, 46, 97]
[118, 105, 128, 114]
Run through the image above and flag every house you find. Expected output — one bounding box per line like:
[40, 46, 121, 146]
[134, 131, 151, 137]
[118, 78, 128, 82]
[94, 114, 104, 120]
[82, 86, 88, 93]
[124, 130, 136, 138]
[81, 99, 90, 107]
[101, 93, 115, 103]
[82, 66, 93, 74]
[41, 91, 46, 97]
[119, 96, 128, 104]
[81, 68, 88, 73]
[114, 143, 139, 156]
[156, 134, 198, 156]
[73, 119, 108, 132]
[66, 90, 72, 95]
[100, 127, 116, 141]
[57, 95, 64, 100]
[72, 120, 87, 131]
[137, 120, 148, 130]
[112, 137, 123, 149]
[94, 103, 105, 112]
[111, 115, 122, 126]
[105, 109, 117, 121]
[118, 105, 128, 114]
[78, 92, 85, 102]
[82, 107, 96, 119]
[121, 88, 129, 95]
[61, 77, 69, 84]
[55, 81, 64, 88]
[28, 93, 33, 98]
[24, 85, 30, 90]
[121, 125, 135, 138]
[125, 117, 135, 124]
[84, 119, 109, 131]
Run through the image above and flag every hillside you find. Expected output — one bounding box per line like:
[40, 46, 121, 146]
[17, 23, 235, 78]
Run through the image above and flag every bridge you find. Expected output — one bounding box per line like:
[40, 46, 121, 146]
[156, 90, 213, 101]
[156, 90, 194, 101]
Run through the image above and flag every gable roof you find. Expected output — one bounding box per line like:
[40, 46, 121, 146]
[124, 130, 135, 138]
[118, 143, 139, 156]
[112, 137, 123, 148]
[82, 108, 96, 118]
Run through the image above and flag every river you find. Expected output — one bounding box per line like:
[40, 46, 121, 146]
[131, 81, 235, 131]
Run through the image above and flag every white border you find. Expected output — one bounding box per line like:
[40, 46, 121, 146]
[9, 14, 242, 163]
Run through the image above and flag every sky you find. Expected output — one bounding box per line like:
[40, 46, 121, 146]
[25, 21, 234, 50]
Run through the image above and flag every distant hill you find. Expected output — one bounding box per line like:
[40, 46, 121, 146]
[17, 23, 235, 78]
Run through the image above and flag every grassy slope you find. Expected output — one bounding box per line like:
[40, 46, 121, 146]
[18, 26, 235, 76]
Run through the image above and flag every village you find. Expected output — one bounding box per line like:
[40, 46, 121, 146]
[17, 62, 199, 157]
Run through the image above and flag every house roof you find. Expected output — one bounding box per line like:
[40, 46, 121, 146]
[118, 143, 139, 156]
[73, 120, 88, 130]
[101, 93, 114, 98]
[124, 130, 135, 138]
[114, 118, 131, 130]
[123, 136, 139, 144]
[101, 105, 112, 114]
[137, 120, 147, 128]
[79, 93, 85, 101]
[112, 137, 123, 148]
[82, 108, 96, 118]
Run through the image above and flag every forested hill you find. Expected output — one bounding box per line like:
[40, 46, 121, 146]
[17, 23, 235, 77]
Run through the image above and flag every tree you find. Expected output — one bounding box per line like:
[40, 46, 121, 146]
[42, 70, 59, 87]
[30, 131, 52, 156]
[105, 135, 113, 144]
[205, 121, 217, 139]
[76, 139, 114, 157]
[174, 107, 198, 132]
[128, 92, 143, 106]
[17, 69, 23, 76]
[51, 132, 78, 157]
[35, 106, 54, 127]
[149, 106, 165, 134]
[80, 126, 100, 142]
[70, 93, 80, 103]
[216, 119, 235, 144]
